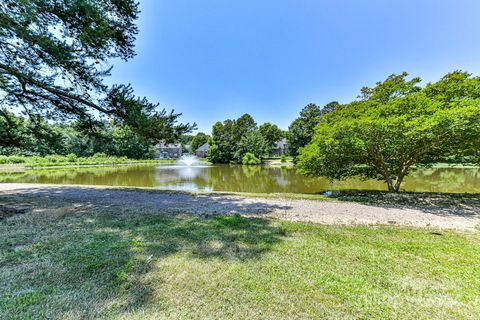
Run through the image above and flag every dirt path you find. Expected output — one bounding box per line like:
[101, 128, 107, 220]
[1, 183, 479, 231]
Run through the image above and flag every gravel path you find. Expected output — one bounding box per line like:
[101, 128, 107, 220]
[1, 183, 479, 231]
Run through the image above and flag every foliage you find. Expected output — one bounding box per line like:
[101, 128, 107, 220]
[208, 114, 258, 163]
[0, 0, 194, 145]
[235, 131, 269, 162]
[259, 122, 284, 154]
[105, 125, 158, 159]
[242, 152, 262, 165]
[207, 120, 237, 163]
[0, 153, 169, 167]
[0, 108, 68, 155]
[190, 132, 210, 153]
[234, 114, 257, 141]
[0, 112, 159, 159]
[280, 154, 287, 163]
[288, 102, 339, 157]
[297, 71, 480, 192]
[208, 114, 275, 164]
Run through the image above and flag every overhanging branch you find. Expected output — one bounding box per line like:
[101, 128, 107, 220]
[0, 62, 111, 115]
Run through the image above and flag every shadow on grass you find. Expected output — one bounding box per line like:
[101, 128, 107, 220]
[0, 184, 292, 216]
[330, 190, 480, 217]
[0, 204, 286, 319]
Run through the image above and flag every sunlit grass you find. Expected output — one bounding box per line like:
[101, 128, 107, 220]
[0, 201, 479, 319]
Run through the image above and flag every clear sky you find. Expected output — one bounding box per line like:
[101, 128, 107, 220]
[108, 0, 480, 133]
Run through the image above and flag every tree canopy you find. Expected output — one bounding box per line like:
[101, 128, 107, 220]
[208, 114, 276, 163]
[0, 0, 194, 145]
[259, 122, 284, 154]
[235, 130, 269, 162]
[297, 71, 480, 192]
[288, 102, 339, 157]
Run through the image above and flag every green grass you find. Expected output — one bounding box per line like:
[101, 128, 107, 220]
[0, 154, 176, 169]
[0, 201, 479, 319]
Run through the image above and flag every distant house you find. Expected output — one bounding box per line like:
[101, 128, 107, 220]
[156, 142, 183, 159]
[195, 142, 209, 158]
[271, 138, 288, 156]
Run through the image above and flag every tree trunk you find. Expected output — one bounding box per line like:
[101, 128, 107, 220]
[385, 174, 396, 193]
[390, 162, 411, 193]
[392, 171, 406, 193]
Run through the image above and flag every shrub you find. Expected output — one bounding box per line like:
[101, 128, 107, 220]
[66, 153, 77, 163]
[0, 155, 27, 164]
[242, 152, 261, 165]
[92, 152, 107, 158]
[280, 154, 287, 163]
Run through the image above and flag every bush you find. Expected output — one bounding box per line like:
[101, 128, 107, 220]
[242, 152, 261, 165]
[280, 154, 287, 163]
[0, 156, 9, 164]
[0, 155, 27, 164]
[66, 153, 77, 162]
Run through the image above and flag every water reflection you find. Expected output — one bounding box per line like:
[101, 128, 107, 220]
[0, 164, 479, 194]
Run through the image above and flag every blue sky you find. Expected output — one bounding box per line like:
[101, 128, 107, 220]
[108, 0, 480, 133]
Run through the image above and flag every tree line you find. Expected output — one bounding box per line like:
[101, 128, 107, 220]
[199, 71, 480, 192]
[0, 110, 158, 159]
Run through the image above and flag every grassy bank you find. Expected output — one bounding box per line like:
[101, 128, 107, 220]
[0, 197, 478, 319]
[0, 154, 175, 168]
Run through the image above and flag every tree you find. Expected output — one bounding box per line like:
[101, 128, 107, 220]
[297, 71, 480, 192]
[233, 114, 257, 142]
[288, 102, 339, 157]
[208, 120, 236, 163]
[208, 114, 257, 163]
[0, 108, 66, 155]
[0, 108, 30, 150]
[106, 125, 158, 159]
[234, 130, 269, 162]
[259, 122, 283, 154]
[190, 132, 210, 153]
[0, 0, 194, 145]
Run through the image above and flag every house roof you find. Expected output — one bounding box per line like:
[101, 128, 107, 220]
[196, 142, 209, 152]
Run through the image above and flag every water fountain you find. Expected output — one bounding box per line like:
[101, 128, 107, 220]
[177, 154, 200, 166]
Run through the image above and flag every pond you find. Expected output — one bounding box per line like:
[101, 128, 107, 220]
[1, 164, 479, 194]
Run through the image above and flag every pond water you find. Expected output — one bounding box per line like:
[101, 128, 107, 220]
[1, 164, 479, 194]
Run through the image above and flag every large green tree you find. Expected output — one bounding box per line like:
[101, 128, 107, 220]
[297, 71, 480, 192]
[288, 102, 339, 157]
[208, 114, 259, 163]
[234, 130, 269, 162]
[259, 122, 284, 154]
[208, 120, 237, 163]
[0, 0, 194, 145]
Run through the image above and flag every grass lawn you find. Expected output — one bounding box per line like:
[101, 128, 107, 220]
[0, 203, 479, 319]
